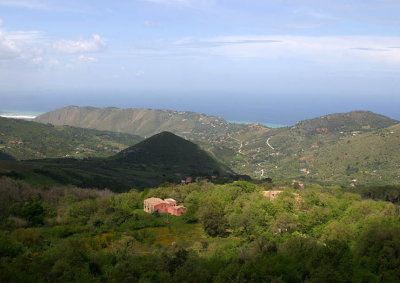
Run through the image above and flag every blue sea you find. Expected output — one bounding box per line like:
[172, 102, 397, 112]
[228, 120, 287, 128]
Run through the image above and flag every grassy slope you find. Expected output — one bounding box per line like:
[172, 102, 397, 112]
[34, 105, 249, 139]
[301, 123, 400, 185]
[0, 117, 142, 160]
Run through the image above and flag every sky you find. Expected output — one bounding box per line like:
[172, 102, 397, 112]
[1, 0, 400, 124]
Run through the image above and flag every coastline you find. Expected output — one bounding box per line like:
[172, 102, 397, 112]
[228, 120, 287, 128]
[0, 110, 44, 120]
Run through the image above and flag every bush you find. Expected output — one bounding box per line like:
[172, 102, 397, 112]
[21, 200, 46, 226]
[0, 234, 24, 257]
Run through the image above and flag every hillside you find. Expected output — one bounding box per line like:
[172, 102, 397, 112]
[293, 111, 398, 135]
[116, 132, 230, 174]
[34, 105, 251, 140]
[29, 107, 400, 186]
[2, 178, 400, 282]
[0, 117, 142, 160]
[219, 111, 400, 186]
[0, 132, 234, 191]
[0, 151, 14, 160]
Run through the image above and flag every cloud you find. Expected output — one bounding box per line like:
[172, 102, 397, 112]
[307, 10, 337, 20]
[0, 0, 92, 13]
[0, 29, 44, 61]
[53, 34, 106, 54]
[0, 24, 105, 70]
[175, 37, 281, 48]
[0, 0, 48, 10]
[351, 47, 388, 52]
[174, 35, 400, 65]
[77, 54, 97, 62]
[0, 19, 3, 26]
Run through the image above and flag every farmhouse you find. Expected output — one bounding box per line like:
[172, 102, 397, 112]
[144, 198, 187, 216]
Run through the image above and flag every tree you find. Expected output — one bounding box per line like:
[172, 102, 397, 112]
[200, 196, 228, 237]
[21, 199, 45, 226]
[183, 204, 198, 223]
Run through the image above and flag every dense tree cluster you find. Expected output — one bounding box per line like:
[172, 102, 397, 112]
[1, 177, 400, 282]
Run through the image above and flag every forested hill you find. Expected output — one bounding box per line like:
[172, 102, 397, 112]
[115, 131, 233, 176]
[34, 105, 256, 139]
[293, 111, 398, 134]
[0, 117, 142, 160]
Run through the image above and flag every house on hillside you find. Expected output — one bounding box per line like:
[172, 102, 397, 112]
[144, 198, 187, 216]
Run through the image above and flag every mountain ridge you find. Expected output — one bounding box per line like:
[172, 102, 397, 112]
[34, 105, 252, 139]
[10, 106, 400, 186]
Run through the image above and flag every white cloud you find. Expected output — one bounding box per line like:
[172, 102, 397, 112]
[53, 34, 106, 54]
[0, 0, 91, 13]
[0, 19, 3, 26]
[77, 54, 97, 62]
[174, 35, 400, 65]
[0, 31, 19, 59]
[0, 0, 48, 10]
[0, 29, 44, 61]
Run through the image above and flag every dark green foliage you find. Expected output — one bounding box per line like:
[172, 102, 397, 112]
[182, 204, 198, 223]
[1, 179, 400, 282]
[356, 220, 400, 282]
[200, 197, 228, 237]
[0, 151, 14, 160]
[350, 185, 400, 203]
[21, 199, 46, 226]
[0, 235, 24, 257]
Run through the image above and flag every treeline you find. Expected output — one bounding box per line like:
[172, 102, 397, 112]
[348, 185, 400, 203]
[1, 178, 400, 282]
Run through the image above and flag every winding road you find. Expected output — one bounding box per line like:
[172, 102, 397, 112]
[266, 138, 275, 150]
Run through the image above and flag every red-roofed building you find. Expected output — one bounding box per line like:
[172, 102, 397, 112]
[144, 197, 187, 216]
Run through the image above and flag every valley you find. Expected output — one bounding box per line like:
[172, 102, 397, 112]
[33, 106, 400, 187]
[1, 107, 400, 282]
